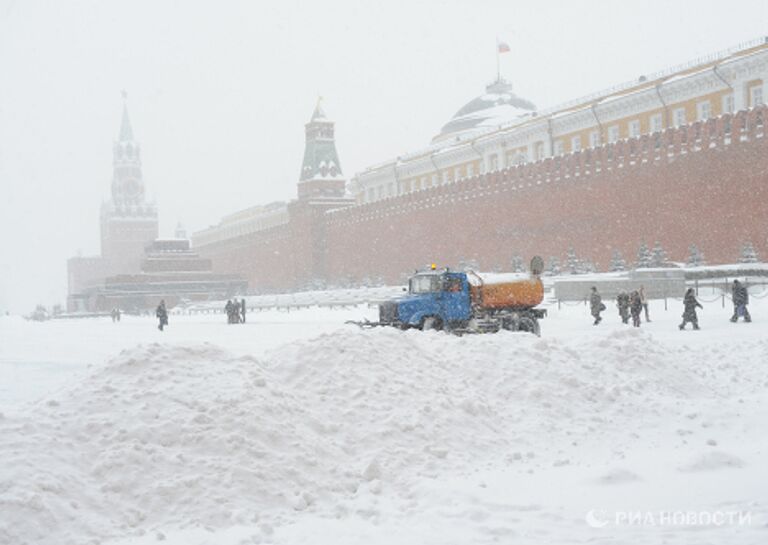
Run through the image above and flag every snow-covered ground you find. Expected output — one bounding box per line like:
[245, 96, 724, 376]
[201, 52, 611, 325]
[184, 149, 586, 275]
[1, 293, 767, 545]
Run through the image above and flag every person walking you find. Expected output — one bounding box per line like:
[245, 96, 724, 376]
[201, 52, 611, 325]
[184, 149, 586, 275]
[240, 298, 246, 323]
[231, 299, 240, 324]
[225, 299, 234, 324]
[589, 286, 604, 325]
[679, 288, 703, 330]
[616, 291, 630, 324]
[639, 285, 650, 322]
[629, 290, 642, 327]
[730, 280, 752, 323]
[156, 300, 168, 331]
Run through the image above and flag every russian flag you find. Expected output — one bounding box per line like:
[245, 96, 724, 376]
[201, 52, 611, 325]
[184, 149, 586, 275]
[497, 41, 511, 54]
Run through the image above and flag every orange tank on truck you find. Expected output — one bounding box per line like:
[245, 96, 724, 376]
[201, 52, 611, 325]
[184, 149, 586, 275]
[468, 272, 544, 310]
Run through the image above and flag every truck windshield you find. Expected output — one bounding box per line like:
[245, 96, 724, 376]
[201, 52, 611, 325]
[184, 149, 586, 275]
[410, 275, 440, 294]
[443, 277, 462, 292]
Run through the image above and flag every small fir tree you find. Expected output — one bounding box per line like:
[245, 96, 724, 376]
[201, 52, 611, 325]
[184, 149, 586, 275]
[739, 242, 759, 263]
[565, 246, 584, 274]
[510, 255, 525, 273]
[581, 259, 598, 273]
[635, 243, 653, 268]
[686, 244, 706, 267]
[545, 256, 561, 276]
[610, 249, 627, 272]
[651, 241, 668, 267]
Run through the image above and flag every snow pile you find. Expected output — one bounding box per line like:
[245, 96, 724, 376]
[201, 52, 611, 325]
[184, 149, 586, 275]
[1, 327, 767, 544]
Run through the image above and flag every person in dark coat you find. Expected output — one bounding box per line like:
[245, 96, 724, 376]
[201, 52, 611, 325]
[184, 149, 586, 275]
[240, 298, 246, 323]
[629, 290, 642, 327]
[225, 299, 234, 324]
[616, 291, 630, 324]
[589, 286, 604, 325]
[730, 280, 752, 323]
[231, 299, 240, 324]
[679, 288, 703, 330]
[156, 300, 168, 331]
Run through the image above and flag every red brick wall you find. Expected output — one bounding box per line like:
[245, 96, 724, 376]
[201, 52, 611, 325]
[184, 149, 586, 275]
[197, 222, 297, 292]
[325, 108, 768, 284]
[200, 107, 768, 290]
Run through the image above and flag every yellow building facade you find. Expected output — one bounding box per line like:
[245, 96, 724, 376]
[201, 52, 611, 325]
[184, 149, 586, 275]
[352, 38, 768, 204]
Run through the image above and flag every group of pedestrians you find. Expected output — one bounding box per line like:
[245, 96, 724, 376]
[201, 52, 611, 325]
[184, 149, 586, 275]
[590, 286, 650, 328]
[154, 297, 248, 330]
[225, 299, 247, 324]
[589, 280, 753, 330]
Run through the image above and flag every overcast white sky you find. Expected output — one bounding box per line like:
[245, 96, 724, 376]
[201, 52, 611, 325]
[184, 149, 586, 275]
[1, 0, 767, 313]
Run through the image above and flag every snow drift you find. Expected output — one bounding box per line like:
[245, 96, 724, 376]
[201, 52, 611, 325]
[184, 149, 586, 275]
[1, 327, 767, 544]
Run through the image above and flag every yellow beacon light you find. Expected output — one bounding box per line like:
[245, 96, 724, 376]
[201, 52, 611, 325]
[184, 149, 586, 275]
[431, 263, 437, 270]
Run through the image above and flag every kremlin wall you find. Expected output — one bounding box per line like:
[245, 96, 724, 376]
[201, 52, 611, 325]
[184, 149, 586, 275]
[191, 38, 768, 292]
[67, 39, 768, 307]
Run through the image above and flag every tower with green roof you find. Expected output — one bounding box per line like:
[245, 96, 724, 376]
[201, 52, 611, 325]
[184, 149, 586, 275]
[297, 98, 346, 201]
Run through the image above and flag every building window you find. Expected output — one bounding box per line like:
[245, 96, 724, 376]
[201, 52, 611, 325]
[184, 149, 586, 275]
[750, 85, 764, 107]
[454, 167, 461, 180]
[554, 140, 564, 156]
[650, 114, 663, 133]
[628, 119, 641, 138]
[697, 101, 711, 121]
[432, 174, 439, 186]
[488, 154, 499, 171]
[571, 135, 581, 152]
[387, 183, 393, 197]
[377, 186, 383, 199]
[722, 94, 735, 115]
[467, 163, 474, 177]
[442, 171, 450, 184]
[607, 125, 619, 143]
[535, 142, 545, 160]
[367, 188, 375, 202]
[673, 107, 686, 127]
[589, 130, 600, 147]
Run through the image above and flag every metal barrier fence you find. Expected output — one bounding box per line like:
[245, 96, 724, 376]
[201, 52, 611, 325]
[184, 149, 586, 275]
[552, 279, 768, 311]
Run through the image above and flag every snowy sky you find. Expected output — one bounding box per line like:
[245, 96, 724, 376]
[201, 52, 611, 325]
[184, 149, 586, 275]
[1, 0, 767, 313]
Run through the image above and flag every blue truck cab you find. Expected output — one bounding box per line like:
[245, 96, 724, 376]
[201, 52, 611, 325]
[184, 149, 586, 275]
[379, 270, 471, 330]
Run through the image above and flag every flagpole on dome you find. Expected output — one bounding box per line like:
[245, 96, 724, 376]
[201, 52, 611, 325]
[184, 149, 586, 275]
[496, 38, 511, 83]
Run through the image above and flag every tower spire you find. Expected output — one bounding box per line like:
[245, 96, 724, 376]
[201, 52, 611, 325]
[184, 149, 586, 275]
[311, 96, 326, 121]
[119, 90, 134, 142]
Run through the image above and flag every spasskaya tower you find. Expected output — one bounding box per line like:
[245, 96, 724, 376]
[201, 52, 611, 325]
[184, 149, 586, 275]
[99, 92, 159, 274]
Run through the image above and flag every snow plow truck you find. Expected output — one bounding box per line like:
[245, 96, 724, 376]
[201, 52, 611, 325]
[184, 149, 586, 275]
[366, 257, 547, 335]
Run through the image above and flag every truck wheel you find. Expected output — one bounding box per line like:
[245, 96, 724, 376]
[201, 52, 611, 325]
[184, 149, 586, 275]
[517, 317, 540, 336]
[421, 316, 443, 331]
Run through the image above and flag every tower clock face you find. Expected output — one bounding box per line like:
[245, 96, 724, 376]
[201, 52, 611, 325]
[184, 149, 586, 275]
[125, 179, 140, 198]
